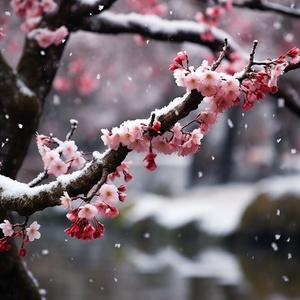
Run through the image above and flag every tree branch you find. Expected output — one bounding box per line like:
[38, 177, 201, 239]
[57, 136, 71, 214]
[77, 11, 245, 56]
[233, 0, 300, 18]
[0, 91, 204, 216]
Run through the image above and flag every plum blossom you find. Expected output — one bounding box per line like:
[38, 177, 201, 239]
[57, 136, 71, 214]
[26, 221, 41, 242]
[99, 184, 119, 205]
[95, 202, 119, 218]
[143, 151, 157, 171]
[78, 204, 98, 220]
[178, 129, 203, 156]
[76, 72, 99, 96]
[0, 27, 5, 40]
[47, 157, 68, 176]
[0, 220, 14, 237]
[33, 26, 68, 48]
[62, 140, 78, 160]
[53, 75, 71, 92]
[60, 192, 73, 210]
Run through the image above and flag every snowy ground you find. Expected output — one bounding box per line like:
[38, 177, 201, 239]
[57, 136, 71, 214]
[123, 174, 300, 236]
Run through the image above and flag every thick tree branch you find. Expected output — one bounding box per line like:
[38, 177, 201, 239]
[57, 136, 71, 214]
[70, 0, 118, 18]
[277, 80, 300, 118]
[0, 91, 204, 216]
[77, 11, 245, 56]
[233, 0, 300, 18]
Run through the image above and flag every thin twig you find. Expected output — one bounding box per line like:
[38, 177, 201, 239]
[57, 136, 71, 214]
[211, 38, 229, 71]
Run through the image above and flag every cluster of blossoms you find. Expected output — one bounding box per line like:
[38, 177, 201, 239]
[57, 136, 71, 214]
[10, 0, 68, 48]
[53, 56, 99, 96]
[169, 46, 300, 132]
[62, 164, 132, 240]
[36, 133, 86, 177]
[0, 220, 41, 256]
[101, 118, 204, 171]
[126, 0, 167, 16]
[195, 1, 232, 41]
[241, 47, 300, 110]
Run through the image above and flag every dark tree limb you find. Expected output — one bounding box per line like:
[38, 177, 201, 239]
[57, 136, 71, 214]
[76, 11, 245, 56]
[233, 0, 300, 18]
[0, 90, 204, 216]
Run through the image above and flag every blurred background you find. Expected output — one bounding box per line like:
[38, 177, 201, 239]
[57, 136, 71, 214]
[2, 0, 300, 299]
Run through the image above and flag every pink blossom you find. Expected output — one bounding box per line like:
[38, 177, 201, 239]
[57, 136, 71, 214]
[126, 0, 167, 16]
[66, 209, 78, 222]
[99, 184, 119, 205]
[107, 161, 133, 182]
[0, 220, 14, 237]
[196, 109, 218, 134]
[60, 192, 72, 210]
[197, 70, 221, 97]
[53, 26, 68, 45]
[47, 157, 68, 176]
[184, 71, 200, 92]
[21, 17, 41, 32]
[42, 149, 59, 168]
[0, 237, 12, 251]
[143, 152, 157, 171]
[201, 29, 215, 42]
[68, 57, 84, 75]
[78, 204, 98, 220]
[53, 75, 71, 92]
[34, 28, 55, 48]
[71, 151, 86, 170]
[178, 129, 203, 156]
[173, 69, 188, 87]
[95, 202, 119, 218]
[26, 221, 41, 242]
[34, 26, 68, 48]
[76, 72, 99, 96]
[0, 28, 5, 40]
[62, 140, 78, 160]
[152, 135, 174, 154]
[18, 247, 27, 257]
[40, 0, 57, 13]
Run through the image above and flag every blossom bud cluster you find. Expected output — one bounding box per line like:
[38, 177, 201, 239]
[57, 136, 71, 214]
[10, 0, 68, 48]
[0, 220, 41, 256]
[62, 182, 129, 240]
[170, 46, 300, 132]
[101, 118, 204, 171]
[195, 1, 232, 41]
[36, 133, 86, 177]
[126, 0, 167, 16]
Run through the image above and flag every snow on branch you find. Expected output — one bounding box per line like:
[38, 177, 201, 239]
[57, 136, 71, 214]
[70, 0, 117, 18]
[0, 90, 204, 216]
[78, 11, 244, 55]
[233, 0, 300, 18]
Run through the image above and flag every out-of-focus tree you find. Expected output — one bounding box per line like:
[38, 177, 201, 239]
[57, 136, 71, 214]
[0, 0, 300, 299]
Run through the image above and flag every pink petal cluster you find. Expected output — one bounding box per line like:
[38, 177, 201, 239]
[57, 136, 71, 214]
[54, 57, 99, 96]
[11, 0, 57, 33]
[0, 219, 41, 255]
[107, 161, 133, 182]
[26, 221, 41, 242]
[195, 1, 232, 41]
[126, 0, 167, 16]
[0, 220, 14, 237]
[33, 26, 68, 48]
[0, 27, 5, 41]
[64, 182, 126, 240]
[36, 133, 86, 177]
